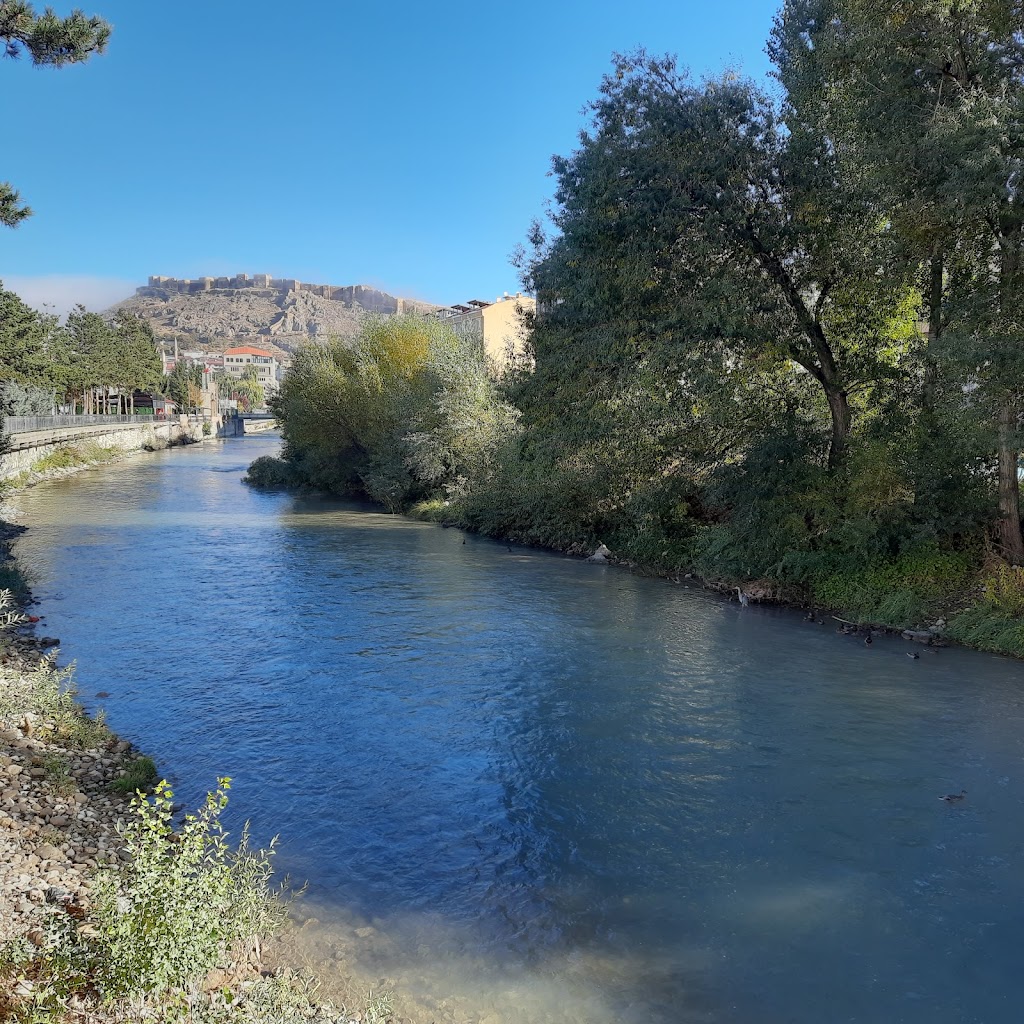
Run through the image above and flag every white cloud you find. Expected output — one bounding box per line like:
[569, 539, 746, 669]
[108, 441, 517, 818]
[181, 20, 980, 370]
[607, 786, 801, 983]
[0, 274, 137, 319]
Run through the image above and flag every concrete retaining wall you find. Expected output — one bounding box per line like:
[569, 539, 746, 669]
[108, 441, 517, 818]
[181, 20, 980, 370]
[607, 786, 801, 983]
[0, 421, 205, 482]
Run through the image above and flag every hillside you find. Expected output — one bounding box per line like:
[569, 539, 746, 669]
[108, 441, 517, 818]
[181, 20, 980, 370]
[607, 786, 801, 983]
[109, 275, 441, 360]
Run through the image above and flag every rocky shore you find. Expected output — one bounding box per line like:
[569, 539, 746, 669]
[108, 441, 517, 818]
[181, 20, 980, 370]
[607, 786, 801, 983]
[0, 581, 394, 1022]
[0, 632, 134, 945]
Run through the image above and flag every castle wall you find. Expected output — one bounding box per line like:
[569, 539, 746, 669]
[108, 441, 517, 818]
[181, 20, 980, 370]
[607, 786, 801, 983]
[139, 276, 408, 315]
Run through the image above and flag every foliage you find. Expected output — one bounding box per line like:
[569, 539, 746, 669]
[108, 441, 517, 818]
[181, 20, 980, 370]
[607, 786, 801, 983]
[806, 547, 971, 627]
[231, 366, 266, 413]
[0, 642, 112, 750]
[243, 456, 302, 490]
[28, 441, 119, 475]
[0, 283, 56, 385]
[0, 381, 53, 415]
[0, 1, 110, 226]
[164, 362, 204, 413]
[771, 0, 1024, 563]
[947, 605, 1024, 658]
[267, 316, 519, 510]
[0, 779, 291, 1018]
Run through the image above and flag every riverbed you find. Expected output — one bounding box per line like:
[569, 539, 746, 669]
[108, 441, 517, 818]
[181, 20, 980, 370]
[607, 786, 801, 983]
[8, 434, 1024, 1023]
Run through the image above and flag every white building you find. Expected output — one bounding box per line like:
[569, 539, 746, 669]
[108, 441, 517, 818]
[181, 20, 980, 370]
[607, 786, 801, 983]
[222, 346, 281, 395]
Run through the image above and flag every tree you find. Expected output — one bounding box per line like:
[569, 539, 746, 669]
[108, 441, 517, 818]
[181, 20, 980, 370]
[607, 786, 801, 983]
[109, 310, 162, 412]
[1, 1, 110, 226]
[163, 362, 202, 414]
[771, 0, 1024, 561]
[525, 52, 914, 471]
[0, 280, 56, 385]
[271, 316, 518, 509]
[64, 305, 115, 413]
[231, 365, 265, 413]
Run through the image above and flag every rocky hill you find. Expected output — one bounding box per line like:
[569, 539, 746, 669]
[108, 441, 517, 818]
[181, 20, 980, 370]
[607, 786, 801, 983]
[109, 275, 440, 360]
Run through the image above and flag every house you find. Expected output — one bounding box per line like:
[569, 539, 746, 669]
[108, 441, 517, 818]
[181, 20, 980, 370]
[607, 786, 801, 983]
[435, 293, 535, 367]
[222, 346, 281, 395]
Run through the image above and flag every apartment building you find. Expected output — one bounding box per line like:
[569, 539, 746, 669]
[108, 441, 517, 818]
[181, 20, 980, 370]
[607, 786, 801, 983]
[222, 346, 281, 394]
[435, 292, 535, 367]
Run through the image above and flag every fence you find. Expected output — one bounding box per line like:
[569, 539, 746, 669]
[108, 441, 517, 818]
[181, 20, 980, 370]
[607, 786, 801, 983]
[2, 413, 208, 435]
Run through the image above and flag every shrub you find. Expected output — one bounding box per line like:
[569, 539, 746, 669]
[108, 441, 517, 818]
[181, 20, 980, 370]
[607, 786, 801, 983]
[0, 607, 112, 750]
[87, 779, 285, 998]
[243, 455, 302, 490]
[2, 780, 292, 1017]
[806, 546, 971, 626]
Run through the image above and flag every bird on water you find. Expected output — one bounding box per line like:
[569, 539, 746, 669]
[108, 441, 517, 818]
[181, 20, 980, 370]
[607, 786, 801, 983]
[939, 790, 967, 803]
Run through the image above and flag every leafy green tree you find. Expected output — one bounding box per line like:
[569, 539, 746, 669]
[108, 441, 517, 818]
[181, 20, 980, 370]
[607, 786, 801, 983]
[525, 52, 915, 472]
[64, 305, 116, 413]
[232, 365, 265, 412]
[109, 310, 162, 412]
[271, 316, 518, 509]
[0, 280, 55, 385]
[771, 0, 1024, 561]
[1, 1, 111, 226]
[163, 362, 203, 414]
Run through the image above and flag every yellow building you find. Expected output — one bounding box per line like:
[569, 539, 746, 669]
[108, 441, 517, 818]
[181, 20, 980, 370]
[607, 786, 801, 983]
[435, 292, 535, 367]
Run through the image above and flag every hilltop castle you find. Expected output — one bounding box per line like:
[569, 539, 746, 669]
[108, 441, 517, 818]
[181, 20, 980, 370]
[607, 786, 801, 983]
[138, 274, 426, 316]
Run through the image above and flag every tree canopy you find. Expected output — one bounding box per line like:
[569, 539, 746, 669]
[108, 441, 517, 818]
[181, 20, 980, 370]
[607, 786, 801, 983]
[1, 1, 110, 226]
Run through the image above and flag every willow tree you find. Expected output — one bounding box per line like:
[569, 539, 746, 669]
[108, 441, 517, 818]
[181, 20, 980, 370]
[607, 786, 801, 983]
[772, 0, 1024, 561]
[526, 52, 914, 472]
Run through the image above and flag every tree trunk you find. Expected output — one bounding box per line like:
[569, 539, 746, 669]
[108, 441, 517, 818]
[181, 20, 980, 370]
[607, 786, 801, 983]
[923, 244, 943, 416]
[997, 399, 1024, 564]
[825, 386, 852, 470]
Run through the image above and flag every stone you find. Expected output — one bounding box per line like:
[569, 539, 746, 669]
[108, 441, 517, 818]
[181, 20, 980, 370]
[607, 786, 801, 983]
[34, 844, 62, 862]
[901, 630, 934, 644]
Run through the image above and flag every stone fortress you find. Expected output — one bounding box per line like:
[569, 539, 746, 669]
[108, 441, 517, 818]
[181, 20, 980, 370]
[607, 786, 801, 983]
[123, 274, 439, 346]
[139, 274, 427, 314]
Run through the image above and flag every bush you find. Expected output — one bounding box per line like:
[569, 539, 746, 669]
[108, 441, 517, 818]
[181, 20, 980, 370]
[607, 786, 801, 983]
[806, 546, 971, 626]
[243, 456, 302, 490]
[5, 779, 288, 1014]
[89, 779, 285, 998]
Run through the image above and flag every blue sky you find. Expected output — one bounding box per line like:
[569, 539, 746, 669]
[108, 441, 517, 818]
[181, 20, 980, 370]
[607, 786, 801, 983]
[1, 0, 778, 314]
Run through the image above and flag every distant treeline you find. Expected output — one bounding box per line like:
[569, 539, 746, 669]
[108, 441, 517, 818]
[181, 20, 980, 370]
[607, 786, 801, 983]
[0, 283, 162, 415]
[252, 1, 1024, 657]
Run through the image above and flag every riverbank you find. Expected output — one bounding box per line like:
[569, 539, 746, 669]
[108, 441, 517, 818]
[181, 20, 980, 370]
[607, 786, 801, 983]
[405, 497, 1024, 658]
[0, 527, 394, 1022]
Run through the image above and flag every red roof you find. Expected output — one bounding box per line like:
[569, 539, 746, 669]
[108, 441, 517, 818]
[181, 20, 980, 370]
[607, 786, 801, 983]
[224, 346, 275, 357]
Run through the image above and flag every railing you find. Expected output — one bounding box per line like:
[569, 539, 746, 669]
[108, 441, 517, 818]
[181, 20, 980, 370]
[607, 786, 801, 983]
[1, 413, 160, 435]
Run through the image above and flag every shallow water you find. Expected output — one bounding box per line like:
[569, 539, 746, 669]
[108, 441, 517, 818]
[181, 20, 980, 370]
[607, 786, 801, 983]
[8, 435, 1024, 1023]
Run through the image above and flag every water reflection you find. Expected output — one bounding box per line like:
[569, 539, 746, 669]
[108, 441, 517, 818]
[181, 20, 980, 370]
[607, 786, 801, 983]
[8, 436, 1024, 1023]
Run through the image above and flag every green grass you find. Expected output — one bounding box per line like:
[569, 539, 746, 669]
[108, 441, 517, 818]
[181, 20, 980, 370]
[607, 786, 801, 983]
[110, 754, 159, 795]
[408, 497, 451, 522]
[946, 605, 1024, 657]
[28, 442, 120, 476]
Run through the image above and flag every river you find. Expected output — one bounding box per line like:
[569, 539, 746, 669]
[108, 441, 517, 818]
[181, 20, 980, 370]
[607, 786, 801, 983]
[7, 434, 1024, 1023]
